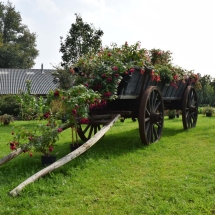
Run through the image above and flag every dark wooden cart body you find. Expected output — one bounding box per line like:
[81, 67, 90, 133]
[78, 68, 198, 145]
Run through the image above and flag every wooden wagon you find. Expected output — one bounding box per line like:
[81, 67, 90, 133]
[77, 68, 198, 145]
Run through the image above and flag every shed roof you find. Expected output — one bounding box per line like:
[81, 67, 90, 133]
[0, 68, 58, 95]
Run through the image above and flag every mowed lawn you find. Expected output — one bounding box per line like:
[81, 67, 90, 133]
[0, 115, 215, 215]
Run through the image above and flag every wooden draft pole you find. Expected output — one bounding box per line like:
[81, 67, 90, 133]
[0, 122, 73, 167]
[9, 114, 120, 197]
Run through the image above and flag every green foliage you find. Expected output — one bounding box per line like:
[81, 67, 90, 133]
[59, 13, 103, 67]
[0, 95, 20, 115]
[0, 1, 39, 68]
[16, 80, 46, 120]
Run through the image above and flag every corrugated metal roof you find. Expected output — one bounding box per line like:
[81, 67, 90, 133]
[0, 68, 58, 95]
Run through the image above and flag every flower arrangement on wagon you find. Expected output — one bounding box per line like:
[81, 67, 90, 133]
[9, 85, 100, 157]
[72, 42, 200, 100]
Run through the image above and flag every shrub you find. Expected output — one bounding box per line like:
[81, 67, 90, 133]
[202, 106, 214, 115]
[0, 114, 14, 125]
[0, 95, 20, 116]
[198, 107, 203, 114]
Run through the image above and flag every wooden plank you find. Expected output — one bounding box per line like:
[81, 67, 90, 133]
[9, 114, 120, 197]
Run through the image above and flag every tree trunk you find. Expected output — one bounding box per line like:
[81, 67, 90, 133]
[9, 114, 120, 197]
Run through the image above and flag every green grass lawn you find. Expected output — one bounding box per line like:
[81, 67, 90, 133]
[0, 115, 215, 215]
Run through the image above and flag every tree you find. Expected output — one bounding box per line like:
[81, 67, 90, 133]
[59, 13, 104, 68]
[197, 74, 215, 106]
[0, 1, 39, 68]
[52, 67, 75, 90]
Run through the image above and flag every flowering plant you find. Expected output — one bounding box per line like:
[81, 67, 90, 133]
[9, 85, 100, 156]
[73, 42, 200, 98]
[74, 42, 149, 100]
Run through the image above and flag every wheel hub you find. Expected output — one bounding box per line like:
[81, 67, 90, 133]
[150, 112, 161, 123]
[189, 105, 196, 113]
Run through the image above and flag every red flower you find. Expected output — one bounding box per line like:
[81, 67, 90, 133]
[107, 77, 112, 82]
[129, 68, 135, 73]
[54, 90, 59, 97]
[125, 41, 128, 46]
[101, 74, 106, 78]
[150, 70, 155, 76]
[49, 147, 53, 152]
[11, 131, 14, 135]
[108, 53, 112, 57]
[72, 109, 77, 115]
[114, 73, 119, 77]
[28, 136, 33, 141]
[80, 118, 89, 124]
[104, 92, 111, 97]
[140, 69, 145, 75]
[173, 75, 178, 80]
[44, 112, 50, 119]
[112, 66, 118, 71]
[58, 128, 63, 133]
[10, 142, 16, 150]
[30, 152, 33, 157]
[156, 75, 161, 82]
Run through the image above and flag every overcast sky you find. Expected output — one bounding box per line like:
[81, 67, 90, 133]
[2, 0, 215, 77]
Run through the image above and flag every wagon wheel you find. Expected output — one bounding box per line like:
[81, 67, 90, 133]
[182, 86, 198, 129]
[77, 114, 114, 142]
[138, 86, 164, 145]
[77, 123, 102, 142]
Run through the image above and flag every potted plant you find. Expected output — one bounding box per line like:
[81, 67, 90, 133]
[168, 110, 176, 119]
[202, 106, 214, 117]
[0, 114, 14, 125]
